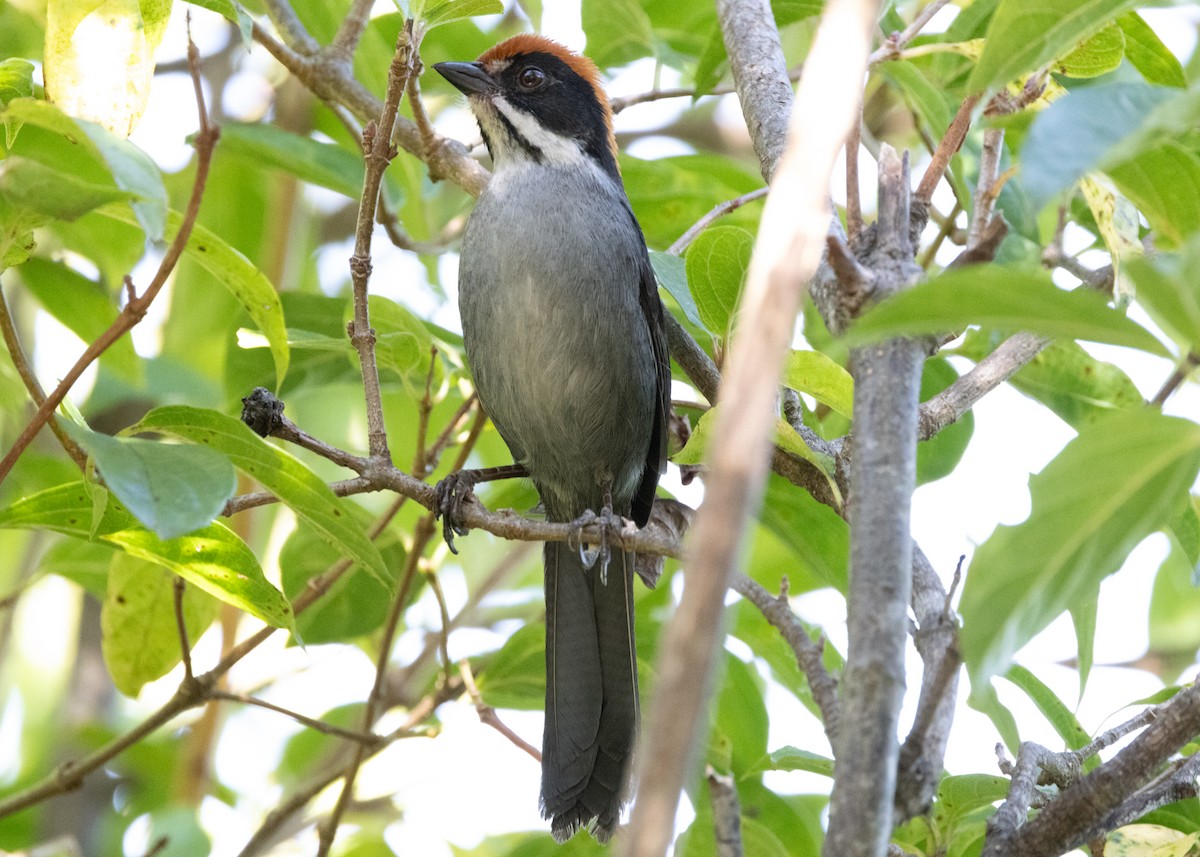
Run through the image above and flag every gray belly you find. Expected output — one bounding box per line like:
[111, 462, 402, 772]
[458, 168, 656, 518]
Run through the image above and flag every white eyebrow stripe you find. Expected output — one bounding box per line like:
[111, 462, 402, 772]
[493, 95, 586, 166]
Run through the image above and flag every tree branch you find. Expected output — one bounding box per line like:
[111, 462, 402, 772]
[621, 1, 877, 854]
[731, 574, 839, 743]
[0, 35, 219, 483]
[707, 768, 745, 857]
[0, 285, 88, 470]
[823, 146, 926, 857]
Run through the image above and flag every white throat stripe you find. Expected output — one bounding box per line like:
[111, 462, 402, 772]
[492, 96, 586, 165]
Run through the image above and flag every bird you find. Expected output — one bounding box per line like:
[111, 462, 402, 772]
[433, 35, 669, 843]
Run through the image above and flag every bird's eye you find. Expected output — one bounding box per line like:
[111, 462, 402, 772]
[518, 66, 545, 90]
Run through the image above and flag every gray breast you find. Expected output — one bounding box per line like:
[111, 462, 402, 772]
[458, 163, 656, 517]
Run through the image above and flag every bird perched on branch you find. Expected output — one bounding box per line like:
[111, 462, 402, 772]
[434, 35, 669, 843]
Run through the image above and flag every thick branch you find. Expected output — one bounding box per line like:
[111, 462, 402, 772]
[1011, 683, 1200, 856]
[621, 2, 877, 855]
[716, 0, 794, 182]
[823, 146, 925, 857]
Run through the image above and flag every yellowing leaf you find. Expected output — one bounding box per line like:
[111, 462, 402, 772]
[44, 0, 174, 137]
[1080, 175, 1141, 306]
[1056, 23, 1126, 79]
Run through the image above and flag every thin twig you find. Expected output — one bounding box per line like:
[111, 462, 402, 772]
[223, 476, 377, 516]
[918, 199, 962, 268]
[425, 565, 454, 683]
[845, 100, 863, 244]
[346, 22, 419, 465]
[331, 0, 374, 57]
[420, 393, 478, 477]
[666, 187, 769, 255]
[261, 0, 319, 54]
[459, 660, 541, 761]
[915, 92, 981, 206]
[731, 574, 839, 743]
[317, 510, 436, 856]
[0, 286, 88, 470]
[868, 0, 953, 65]
[173, 578, 193, 683]
[0, 34, 220, 483]
[209, 690, 381, 745]
[235, 679, 461, 857]
[967, 128, 1004, 250]
[1151, 352, 1200, 406]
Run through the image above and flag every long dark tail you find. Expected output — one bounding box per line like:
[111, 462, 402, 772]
[541, 540, 638, 843]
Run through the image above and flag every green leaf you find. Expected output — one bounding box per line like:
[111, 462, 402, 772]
[1019, 82, 1178, 212]
[1148, 532, 1200, 661]
[0, 480, 137, 535]
[106, 523, 292, 628]
[968, 0, 1141, 93]
[1116, 13, 1186, 88]
[917, 358, 974, 484]
[1002, 665, 1092, 757]
[650, 251, 703, 328]
[17, 257, 143, 383]
[844, 266, 1168, 356]
[2, 97, 168, 241]
[0, 58, 35, 146]
[1126, 237, 1200, 352]
[968, 681, 1021, 753]
[0, 195, 42, 269]
[63, 421, 237, 540]
[366, 295, 435, 390]
[782, 350, 853, 419]
[685, 226, 753, 337]
[0, 482, 293, 627]
[934, 774, 1010, 827]
[1055, 22, 1124, 79]
[712, 653, 768, 777]
[476, 622, 544, 710]
[623, 155, 763, 250]
[217, 122, 366, 198]
[760, 474, 849, 592]
[1071, 590, 1097, 698]
[279, 512, 399, 644]
[582, 0, 655, 68]
[761, 745, 834, 777]
[420, 0, 502, 28]
[128, 406, 391, 588]
[956, 332, 1143, 429]
[675, 407, 836, 483]
[44, 0, 171, 137]
[961, 410, 1200, 691]
[101, 553, 219, 696]
[95, 202, 290, 385]
[1108, 142, 1200, 247]
[881, 61, 955, 146]
[0, 59, 34, 104]
[0, 156, 132, 221]
[185, 0, 254, 46]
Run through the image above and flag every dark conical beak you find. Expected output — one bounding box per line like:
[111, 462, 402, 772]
[434, 61, 494, 96]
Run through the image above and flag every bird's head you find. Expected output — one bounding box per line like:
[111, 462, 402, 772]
[434, 35, 619, 181]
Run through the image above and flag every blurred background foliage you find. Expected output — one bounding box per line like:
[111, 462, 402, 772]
[0, 0, 1199, 854]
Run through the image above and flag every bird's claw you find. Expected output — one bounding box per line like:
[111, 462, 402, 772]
[433, 471, 477, 554]
[570, 505, 622, 584]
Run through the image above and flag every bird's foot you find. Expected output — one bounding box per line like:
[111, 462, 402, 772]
[433, 471, 478, 554]
[570, 504, 624, 584]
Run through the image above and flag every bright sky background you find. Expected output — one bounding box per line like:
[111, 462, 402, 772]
[8, 1, 1200, 855]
